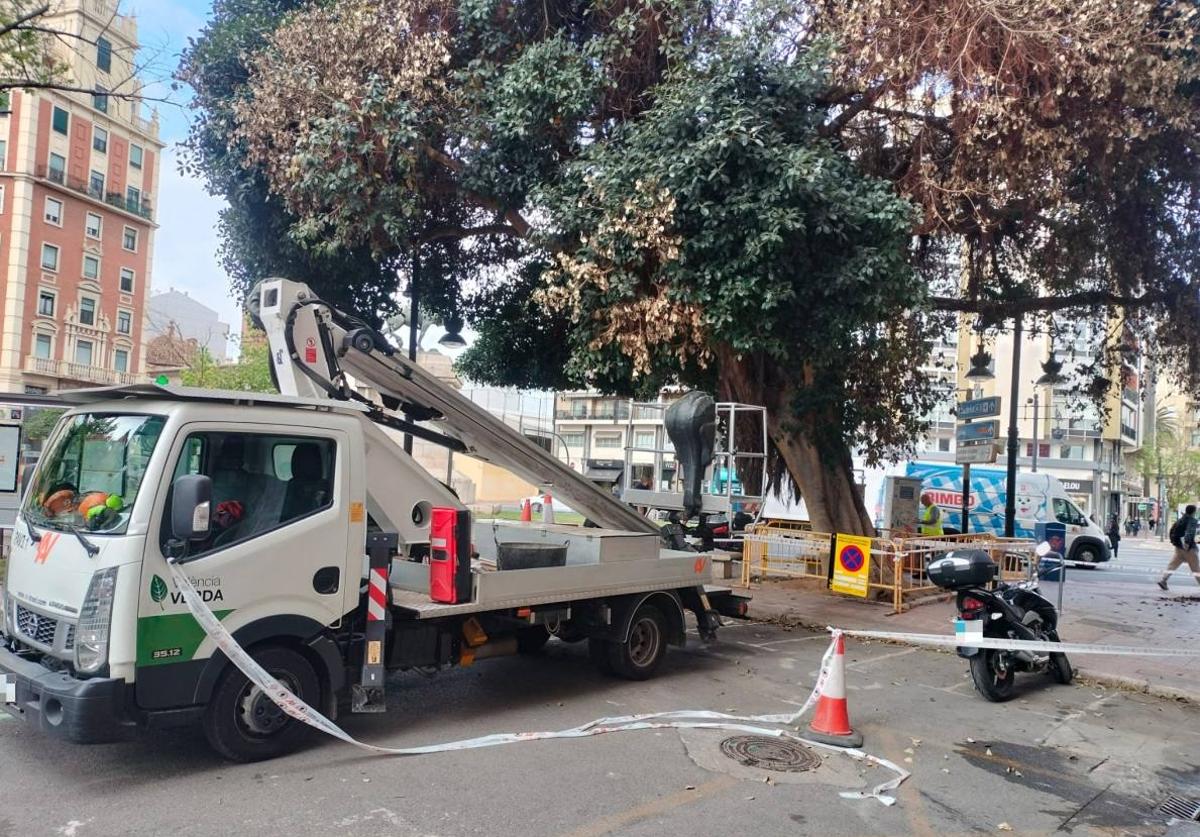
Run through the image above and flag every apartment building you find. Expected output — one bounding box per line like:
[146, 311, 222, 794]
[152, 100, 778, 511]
[0, 0, 163, 394]
[554, 390, 684, 490]
[147, 289, 231, 361]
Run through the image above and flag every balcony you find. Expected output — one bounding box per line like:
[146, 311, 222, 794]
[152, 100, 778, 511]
[34, 165, 154, 221]
[1121, 422, 1138, 442]
[25, 355, 139, 385]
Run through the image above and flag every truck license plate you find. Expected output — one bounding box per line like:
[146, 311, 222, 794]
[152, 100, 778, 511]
[1, 674, 14, 705]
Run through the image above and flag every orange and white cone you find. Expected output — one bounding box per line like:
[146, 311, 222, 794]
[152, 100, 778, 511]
[801, 632, 863, 748]
[519, 498, 532, 522]
[542, 492, 555, 524]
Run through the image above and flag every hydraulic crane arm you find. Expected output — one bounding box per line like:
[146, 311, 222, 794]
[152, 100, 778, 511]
[252, 278, 661, 537]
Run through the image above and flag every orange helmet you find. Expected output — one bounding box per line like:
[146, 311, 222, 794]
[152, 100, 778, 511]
[77, 492, 110, 519]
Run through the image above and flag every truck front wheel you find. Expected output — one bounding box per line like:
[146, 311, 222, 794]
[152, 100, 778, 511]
[203, 646, 321, 762]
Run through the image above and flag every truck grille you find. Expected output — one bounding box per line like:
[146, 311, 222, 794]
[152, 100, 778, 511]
[16, 605, 58, 646]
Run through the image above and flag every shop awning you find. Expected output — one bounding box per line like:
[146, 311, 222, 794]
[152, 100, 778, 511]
[586, 467, 623, 485]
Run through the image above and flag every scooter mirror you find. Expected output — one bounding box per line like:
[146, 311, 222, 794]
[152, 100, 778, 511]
[1035, 541, 1051, 557]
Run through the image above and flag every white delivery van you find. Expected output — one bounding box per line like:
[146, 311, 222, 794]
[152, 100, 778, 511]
[898, 463, 1110, 563]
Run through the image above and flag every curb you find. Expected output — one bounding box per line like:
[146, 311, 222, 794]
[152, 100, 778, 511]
[745, 601, 1200, 706]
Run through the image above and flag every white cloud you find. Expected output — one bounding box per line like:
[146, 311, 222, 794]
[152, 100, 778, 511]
[150, 147, 243, 335]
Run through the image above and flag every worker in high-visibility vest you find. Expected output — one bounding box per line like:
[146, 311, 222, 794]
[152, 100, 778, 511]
[919, 492, 944, 536]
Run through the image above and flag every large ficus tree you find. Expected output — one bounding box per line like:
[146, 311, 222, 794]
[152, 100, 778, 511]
[212, 0, 931, 532]
[817, 0, 1200, 387]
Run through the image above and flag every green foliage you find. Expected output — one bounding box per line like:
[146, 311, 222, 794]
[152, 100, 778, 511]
[21, 407, 65, 444]
[181, 342, 275, 393]
[178, 0, 399, 322]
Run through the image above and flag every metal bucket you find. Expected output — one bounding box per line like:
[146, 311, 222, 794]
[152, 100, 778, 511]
[496, 542, 568, 571]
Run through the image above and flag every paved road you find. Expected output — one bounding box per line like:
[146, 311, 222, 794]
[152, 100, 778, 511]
[2, 620, 1199, 836]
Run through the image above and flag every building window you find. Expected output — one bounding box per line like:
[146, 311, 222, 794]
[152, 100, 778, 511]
[82, 254, 100, 280]
[937, 437, 951, 452]
[0, 184, 5, 213]
[93, 126, 107, 153]
[594, 433, 622, 449]
[122, 226, 137, 251]
[119, 267, 134, 293]
[116, 310, 131, 335]
[129, 144, 142, 169]
[89, 170, 105, 199]
[633, 430, 656, 449]
[40, 243, 59, 272]
[85, 212, 102, 239]
[126, 185, 140, 211]
[79, 297, 96, 326]
[93, 87, 108, 114]
[44, 196, 63, 225]
[34, 333, 52, 359]
[52, 106, 68, 135]
[48, 152, 65, 183]
[74, 339, 93, 366]
[37, 290, 54, 316]
[114, 348, 128, 373]
[0, 139, 7, 168]
[96, 37, 111, 73]
[560, 431, 585, 448]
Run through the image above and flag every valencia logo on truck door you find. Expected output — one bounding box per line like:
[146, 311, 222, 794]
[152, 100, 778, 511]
[33, 532, 61, 564]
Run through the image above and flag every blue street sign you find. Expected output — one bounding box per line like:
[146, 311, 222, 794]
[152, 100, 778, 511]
[956, 420, 1000, 444]
[956, 396, 1001, 420]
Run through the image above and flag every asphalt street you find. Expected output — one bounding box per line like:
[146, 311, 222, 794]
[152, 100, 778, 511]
[2, 617, 1199, 836]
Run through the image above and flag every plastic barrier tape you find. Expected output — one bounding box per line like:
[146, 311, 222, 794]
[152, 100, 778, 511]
[165, 560, 909, 804]
[838, 627, 1200, 658]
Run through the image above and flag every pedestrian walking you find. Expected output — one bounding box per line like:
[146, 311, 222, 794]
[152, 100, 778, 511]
[1106, 515, 1121, 559]
[1159, 504, 1200, 591]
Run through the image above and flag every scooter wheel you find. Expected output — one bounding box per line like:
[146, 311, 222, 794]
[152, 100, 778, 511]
[1050, 652, 1073, 685]
[970, 650, 1016, 702]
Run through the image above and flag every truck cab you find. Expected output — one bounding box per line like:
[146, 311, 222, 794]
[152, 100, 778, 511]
[1, 392, 379, 746]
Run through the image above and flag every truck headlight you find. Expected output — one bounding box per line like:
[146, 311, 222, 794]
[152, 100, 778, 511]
[75, 567, 118, 674]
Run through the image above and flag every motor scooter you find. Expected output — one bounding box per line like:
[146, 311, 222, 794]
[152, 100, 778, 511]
[928, 544, 1073, 701]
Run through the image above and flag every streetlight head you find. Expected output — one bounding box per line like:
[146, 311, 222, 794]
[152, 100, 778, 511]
[438, 313, 467, 349]
[965, 346, 995, 381]
[1036, 352, 1065, 386]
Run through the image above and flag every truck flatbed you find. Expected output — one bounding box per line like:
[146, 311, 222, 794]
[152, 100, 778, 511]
[387, 520, 721, 618]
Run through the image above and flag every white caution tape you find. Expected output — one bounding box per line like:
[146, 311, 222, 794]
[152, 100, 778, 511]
[165, 561, 908, 804]
[838, 627, 1200, 658]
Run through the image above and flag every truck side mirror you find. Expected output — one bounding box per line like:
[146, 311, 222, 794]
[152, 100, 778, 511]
[171, 474, 213, 542]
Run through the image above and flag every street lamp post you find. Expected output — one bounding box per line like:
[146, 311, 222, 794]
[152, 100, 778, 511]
[1028, 392, 1039, 473]
[1003, 315, 1024, 538]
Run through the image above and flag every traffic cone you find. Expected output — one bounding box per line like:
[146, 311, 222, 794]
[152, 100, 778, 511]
[519, 498, 532, 522]
[542, 492, 555, 524]
[801, 633, 863, 748]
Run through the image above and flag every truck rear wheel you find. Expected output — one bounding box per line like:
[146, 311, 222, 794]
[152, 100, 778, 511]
[607, 605, 667, 681]
[203, 646, 320, 762]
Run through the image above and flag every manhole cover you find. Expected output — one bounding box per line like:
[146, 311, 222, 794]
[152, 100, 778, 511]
[719, 736, 821, 773]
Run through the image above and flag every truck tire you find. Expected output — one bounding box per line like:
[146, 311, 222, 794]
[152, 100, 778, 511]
[1072, 543, 1101, 564]
[516, 626, 551, 654]
[607, 604, 667, 681]
[203, 646, 320, 762]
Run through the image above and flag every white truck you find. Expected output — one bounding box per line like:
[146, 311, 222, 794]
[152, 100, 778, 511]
[0, 278, 747, 761]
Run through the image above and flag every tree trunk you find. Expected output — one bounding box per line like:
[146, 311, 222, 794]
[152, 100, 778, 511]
[716, 347, 875, 536]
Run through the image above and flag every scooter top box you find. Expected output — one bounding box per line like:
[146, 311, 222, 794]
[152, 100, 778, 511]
[927, 549, 997, 589]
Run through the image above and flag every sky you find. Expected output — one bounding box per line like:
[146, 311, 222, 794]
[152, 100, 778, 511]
[120, 1, 245, 334]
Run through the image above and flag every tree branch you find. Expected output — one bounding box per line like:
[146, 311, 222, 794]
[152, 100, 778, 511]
[420, 223, 522, 243]
[819, 84, 887, 138]
[932, 290, 1173, 316]
[0, 4, 50, 40]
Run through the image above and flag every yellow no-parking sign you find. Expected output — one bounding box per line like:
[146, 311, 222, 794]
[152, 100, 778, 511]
[831, 533, 872, 598]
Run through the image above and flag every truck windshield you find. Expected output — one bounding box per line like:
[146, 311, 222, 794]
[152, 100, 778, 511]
[23, 413, 166, 535]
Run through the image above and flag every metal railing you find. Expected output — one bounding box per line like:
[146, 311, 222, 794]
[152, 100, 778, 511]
[34, 165, 153, 220]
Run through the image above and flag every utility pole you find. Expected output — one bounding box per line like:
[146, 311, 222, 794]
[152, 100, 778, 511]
[1028, 392, 1039, 473]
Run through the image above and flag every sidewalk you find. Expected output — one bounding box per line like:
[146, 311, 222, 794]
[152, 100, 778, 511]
[745, 571, 1200, 702]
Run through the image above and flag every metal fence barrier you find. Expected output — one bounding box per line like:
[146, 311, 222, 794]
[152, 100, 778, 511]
[741, 529, 1039, 614]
